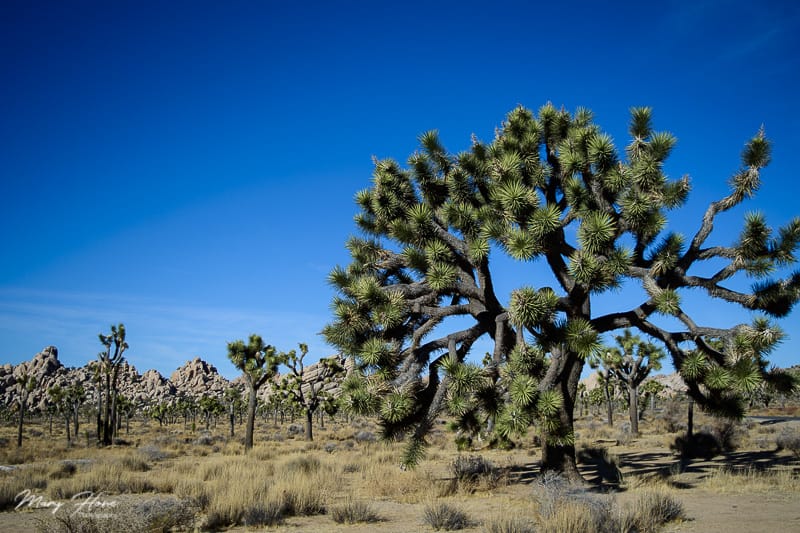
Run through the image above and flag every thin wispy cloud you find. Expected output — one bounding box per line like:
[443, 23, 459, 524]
[0, 287, 334, 379]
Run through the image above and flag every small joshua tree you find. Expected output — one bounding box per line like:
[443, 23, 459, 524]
[227, 334, 284, 450]
[48, 385, 72, 444]
[603, 329, 665, 436]
[278, 343, 345, 441]
[14, 370, 36, 448]
[640, 378, 665, 418]
[223, 387, 243, 437]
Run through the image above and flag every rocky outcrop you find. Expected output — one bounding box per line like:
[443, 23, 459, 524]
[170, 358, 231, 399]
[3, 346, 73, 411]
[140, 369, 177, 401]
[581, 370, 687, 396]
[0, 347, 354, 413]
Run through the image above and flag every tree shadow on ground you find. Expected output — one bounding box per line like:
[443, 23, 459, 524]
[614, 447, 799, 489]
[506, 447, 799, 493]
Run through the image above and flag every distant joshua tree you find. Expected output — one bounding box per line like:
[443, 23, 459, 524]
[278, 343, 345, 441]
[223, 387, 243, 437]
[48, 385, 73, 444]
[605, 329, 665, 436]
[640, 379, 665, 418]
[198, 395, 223, 430]
[227, 334, 284, 451]
[67, 384, 85, 437]
[15, 370, 36, 447]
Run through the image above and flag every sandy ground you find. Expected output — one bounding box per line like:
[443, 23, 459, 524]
[3, 418, 799, 532]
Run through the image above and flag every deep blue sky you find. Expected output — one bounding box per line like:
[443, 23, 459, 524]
[1, 0, 798, 380]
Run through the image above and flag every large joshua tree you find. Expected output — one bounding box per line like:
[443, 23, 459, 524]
[323, 104, 799, 480]
[97, 324, 128, 445]
[227, 334, 284, 451]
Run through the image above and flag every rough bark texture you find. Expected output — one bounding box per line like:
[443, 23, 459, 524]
[244, 382, 256, 451]
[629, 384, 639, 436]
[541, 351, 582, 481]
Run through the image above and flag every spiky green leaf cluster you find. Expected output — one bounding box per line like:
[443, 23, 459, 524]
[509, 287, 559, 328]
[565, 318, 601, 359]
[653, 289, 681, 315]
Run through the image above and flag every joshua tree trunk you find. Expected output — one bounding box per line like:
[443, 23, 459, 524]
[16, 403, 25, 447]
[629, 384, 639, 436]
[604, 380, 614, 428]
[539, 350, 583, 482]
[65, 415, 71, 444]
[96, 389, 103, 443]
[305, 408, 313, 441]
[245, 386, 256, 451]
[229, 408, 235, 437]
[687, 397, 694, 438]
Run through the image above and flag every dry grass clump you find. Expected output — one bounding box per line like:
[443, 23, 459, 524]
[422, 501, 472, 530]
[0, 438, 69, 465]
[358, 458, 437, 502]
[0, 464, 49, 510]
[482, 514, 537, 533]
[533, 472, 684, 533]
[538, 499, 619, 533]
[330, 498, 381, 524]
[534, 474, 620, 533]
[173, 451, 335, 529]
[48, 461, 155, 499]
[625, 488, 685, 532]
[702, 466, 800, 493]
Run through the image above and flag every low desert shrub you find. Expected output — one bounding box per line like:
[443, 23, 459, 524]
[775, 427, 800, 457]
[422, 501, 472, 531]
[354, 430, 377, 443]
[671, 431, 721, 460]
[128, 496, 198, 532]
[48, 461, 77, 480]
[34, 496, 197, 533]
[445, 455, 503, 493]
[137, 444, 169, 462]
[330, 498, 380, 524]
[286, 424, 304, 438]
